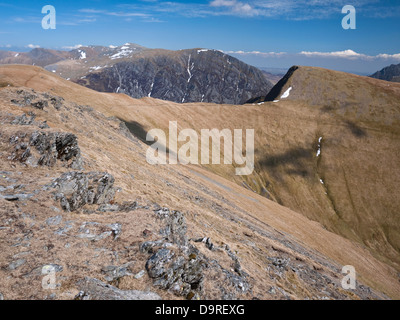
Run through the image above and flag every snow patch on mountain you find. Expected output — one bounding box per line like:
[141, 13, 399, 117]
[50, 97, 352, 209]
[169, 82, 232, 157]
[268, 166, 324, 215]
[281, 87, 292, 99]
[78, 50, 86, 60]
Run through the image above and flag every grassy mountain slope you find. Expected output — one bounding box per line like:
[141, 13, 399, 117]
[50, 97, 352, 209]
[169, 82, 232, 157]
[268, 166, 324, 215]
[1, 65, 399, 299]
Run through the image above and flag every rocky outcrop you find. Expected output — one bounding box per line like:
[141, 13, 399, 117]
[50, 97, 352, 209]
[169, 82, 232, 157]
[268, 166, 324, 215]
[141, 210, 205, 300]
[7, 131, 82, 169]
[140, 208, 252, 300]
[52, 172, 116, 212]
[10, 89, 65, 110]
[10, 112, 49, 129]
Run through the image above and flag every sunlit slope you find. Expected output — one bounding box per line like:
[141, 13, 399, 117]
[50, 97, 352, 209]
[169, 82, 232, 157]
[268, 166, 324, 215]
[1, 65, 400, 298]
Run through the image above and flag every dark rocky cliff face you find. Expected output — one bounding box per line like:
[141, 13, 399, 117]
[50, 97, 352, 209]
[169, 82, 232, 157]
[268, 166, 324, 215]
[78, 49, 273, 104]
[370, 63, 400, 82]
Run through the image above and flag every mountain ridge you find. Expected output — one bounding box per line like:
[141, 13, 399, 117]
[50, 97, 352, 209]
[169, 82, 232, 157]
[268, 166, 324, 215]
[0, 44, 273, 105]
[370, 63, 400, 82]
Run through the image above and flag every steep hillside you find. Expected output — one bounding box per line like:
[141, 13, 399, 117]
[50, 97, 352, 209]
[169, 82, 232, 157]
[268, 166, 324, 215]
[370, 63, 400, 82]
[0, 45, 273, 104]
[1, 65, 399, 300]
[55, 63, 400, 271]
[212, 66, 400, 269]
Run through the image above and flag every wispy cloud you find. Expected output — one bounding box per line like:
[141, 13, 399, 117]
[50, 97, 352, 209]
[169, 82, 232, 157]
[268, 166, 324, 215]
[79, 8, 150, 18]
[26, 44, 40, 49]
[227, 49, 400, 61]
[299, 50, 400, 61]
[92, 0, 400, 21]
[224, 50, 287, 57]
[62, 44, 84, 50]
[210, 0, 260, 17]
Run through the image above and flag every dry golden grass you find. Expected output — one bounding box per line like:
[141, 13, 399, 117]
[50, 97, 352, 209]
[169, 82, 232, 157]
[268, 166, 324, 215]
[1, 65, 400, 299]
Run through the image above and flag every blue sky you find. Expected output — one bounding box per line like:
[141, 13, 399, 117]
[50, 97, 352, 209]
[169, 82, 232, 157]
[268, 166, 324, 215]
[0, 0, 399, 74]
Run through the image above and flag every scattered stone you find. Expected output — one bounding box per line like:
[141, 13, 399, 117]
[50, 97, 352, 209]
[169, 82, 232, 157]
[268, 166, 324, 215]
[140, 240, 165, 254]
[101, 263, 133, 282]
[11, 113, 36, 126]
[54, 221, 74, 236]
[268, 286, 276, 295]
[77, 221, 120, 242]
[46, 215, 63, 226]
[134, 270, 146, 279]
[97, 204, 120, 212]
[44, 293, 57, 300]
[42, 264, 63, 273]
[154, 207, 170, 219]
[8, 259, 26, 270]
[2, 195, 20, 201]
[269, 257, 290, 271]
[97, 201, 138, 213]
[159, 210, 187, 247]
[223, 269, 250, 293]
[75, 277, 161, 300]
[109, 223, 122, 240]
[142, 229, 152, 238]
[203, 237, 215, 251]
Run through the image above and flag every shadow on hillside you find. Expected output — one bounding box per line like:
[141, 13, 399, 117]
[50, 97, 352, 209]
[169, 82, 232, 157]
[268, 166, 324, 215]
[120, 119, 151, 145]
[345, 120, 367, 138]
[259, 147, 312, 168]
[258, 147, 312, 179]
[118, 118, 173, 155]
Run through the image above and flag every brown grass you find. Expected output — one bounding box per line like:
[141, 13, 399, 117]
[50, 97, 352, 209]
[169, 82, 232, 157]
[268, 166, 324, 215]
[1, 65, 400, 299]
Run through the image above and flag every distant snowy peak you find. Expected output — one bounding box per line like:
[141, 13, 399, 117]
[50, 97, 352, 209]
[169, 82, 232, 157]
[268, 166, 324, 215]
[197, 49, 210, 54]
[108, 43, 146, 60]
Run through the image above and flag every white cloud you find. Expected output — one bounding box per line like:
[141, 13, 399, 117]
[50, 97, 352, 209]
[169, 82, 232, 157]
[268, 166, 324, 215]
[376, 53, 400, 60]
[299, 50, 368, 60]
[299, 50, 400, 61]
[80, 1, 399, 21]
[62, 44, 84, 50]
[210, 0, 259, 16]
[224, 50, 287, 57]
[26, 44, 40, 49]
[225, 49, 400, 61]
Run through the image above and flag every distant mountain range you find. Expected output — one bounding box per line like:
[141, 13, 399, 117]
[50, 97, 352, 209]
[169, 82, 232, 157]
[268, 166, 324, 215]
[370, 63, 400, 82]
[0, 44, 273, 104]
[259, 68, 285, 85]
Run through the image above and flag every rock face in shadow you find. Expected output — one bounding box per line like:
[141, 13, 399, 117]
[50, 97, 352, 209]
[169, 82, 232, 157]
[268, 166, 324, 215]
[370, 63, 400, 82]
[80, 49, 273, 105]
[247, 66, 299, 103]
